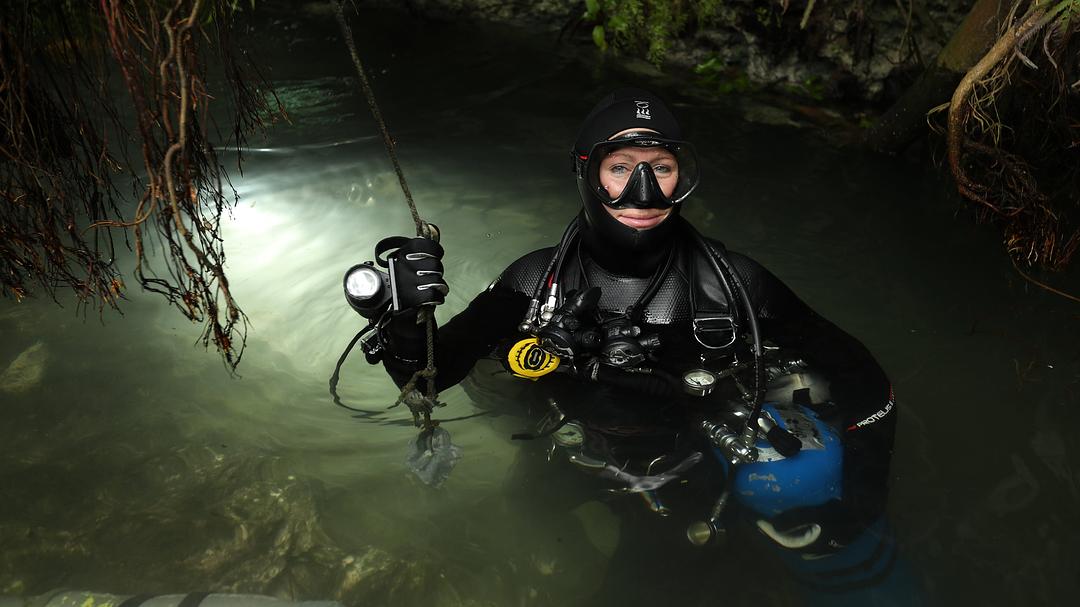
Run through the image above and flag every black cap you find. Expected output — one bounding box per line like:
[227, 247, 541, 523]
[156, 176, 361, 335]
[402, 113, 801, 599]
[572, 88, 682, 157]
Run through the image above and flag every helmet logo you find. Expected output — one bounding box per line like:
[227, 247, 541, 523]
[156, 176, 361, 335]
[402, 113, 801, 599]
[635, 101, 651, 120]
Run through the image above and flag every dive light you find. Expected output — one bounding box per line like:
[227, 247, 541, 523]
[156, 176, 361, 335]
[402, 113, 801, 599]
[343, 262, 392, 318]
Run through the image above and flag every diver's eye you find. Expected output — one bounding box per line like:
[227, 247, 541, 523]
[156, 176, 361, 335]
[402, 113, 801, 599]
[607, 164, 629, 177]
[653, 163, 675, 176]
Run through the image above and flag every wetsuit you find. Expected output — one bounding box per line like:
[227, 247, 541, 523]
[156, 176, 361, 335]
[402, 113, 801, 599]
[362, 89, 900, 595]
[375, 215, 897, 550]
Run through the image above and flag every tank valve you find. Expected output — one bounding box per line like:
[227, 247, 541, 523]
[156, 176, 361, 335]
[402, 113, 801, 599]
[701, 420, 757, 465]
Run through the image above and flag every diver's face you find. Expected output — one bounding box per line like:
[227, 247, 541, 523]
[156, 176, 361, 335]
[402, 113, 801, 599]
[598, 145, 679, 230]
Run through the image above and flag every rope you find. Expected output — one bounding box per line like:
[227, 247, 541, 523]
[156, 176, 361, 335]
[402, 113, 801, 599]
[333, 1, 423, 237]
[335, 1, 441, 430]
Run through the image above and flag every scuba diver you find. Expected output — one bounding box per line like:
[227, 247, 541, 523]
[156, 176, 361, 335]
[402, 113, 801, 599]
[343, 88, 903, 602]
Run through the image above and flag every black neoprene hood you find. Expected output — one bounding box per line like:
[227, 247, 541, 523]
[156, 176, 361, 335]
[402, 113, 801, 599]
[572, 88, 683, 157]
[572, 88, 692, 272]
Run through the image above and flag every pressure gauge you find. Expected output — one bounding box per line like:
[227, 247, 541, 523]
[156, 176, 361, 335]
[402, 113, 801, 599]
[553, 421, 585, 448]
[682, 369, 718, 397]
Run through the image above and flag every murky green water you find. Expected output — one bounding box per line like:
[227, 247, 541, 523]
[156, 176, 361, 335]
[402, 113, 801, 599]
[2, 6, 1079, 606]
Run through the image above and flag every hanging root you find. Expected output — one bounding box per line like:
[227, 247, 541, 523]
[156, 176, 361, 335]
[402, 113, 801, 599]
[0, 4, 126, 308]
[1, 1, 282, 370]
[947, 0, 1080, 289]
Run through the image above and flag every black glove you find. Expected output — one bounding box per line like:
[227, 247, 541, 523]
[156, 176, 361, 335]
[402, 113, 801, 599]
[376, 236, 449, 312]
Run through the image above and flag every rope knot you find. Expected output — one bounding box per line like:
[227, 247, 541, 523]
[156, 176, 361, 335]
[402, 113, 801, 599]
[394, 368, 444, 430]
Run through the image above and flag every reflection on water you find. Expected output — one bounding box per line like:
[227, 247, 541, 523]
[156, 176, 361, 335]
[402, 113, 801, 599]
[2, 6, 1079, 607]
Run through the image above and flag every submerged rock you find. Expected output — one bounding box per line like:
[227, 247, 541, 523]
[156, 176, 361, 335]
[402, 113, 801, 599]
[0, 445, 455, 604]
[1, 341, 48, 394]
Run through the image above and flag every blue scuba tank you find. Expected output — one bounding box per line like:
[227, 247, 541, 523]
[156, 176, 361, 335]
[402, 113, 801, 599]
[721, 402, 843, 517]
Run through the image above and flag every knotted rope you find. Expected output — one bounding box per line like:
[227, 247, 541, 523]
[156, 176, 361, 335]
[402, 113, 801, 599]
[335, 1, 442, 430]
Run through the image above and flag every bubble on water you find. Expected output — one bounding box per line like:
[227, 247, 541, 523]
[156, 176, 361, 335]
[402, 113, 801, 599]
[347, 183, 363, 204]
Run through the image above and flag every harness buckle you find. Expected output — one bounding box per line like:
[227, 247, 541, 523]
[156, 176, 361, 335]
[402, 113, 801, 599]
[692, 315, 737, 350]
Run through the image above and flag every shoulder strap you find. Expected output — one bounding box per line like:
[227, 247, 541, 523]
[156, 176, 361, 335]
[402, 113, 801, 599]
[685, 224, 740, 350]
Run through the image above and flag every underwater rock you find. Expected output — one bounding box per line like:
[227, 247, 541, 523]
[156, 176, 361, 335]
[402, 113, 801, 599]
[0, 341, 48, 394]
[0, 445, 457, 604]
[336, 548, 456, 606]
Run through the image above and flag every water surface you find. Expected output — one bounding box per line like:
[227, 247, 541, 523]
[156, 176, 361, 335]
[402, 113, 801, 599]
[2, 6, 1078, 606]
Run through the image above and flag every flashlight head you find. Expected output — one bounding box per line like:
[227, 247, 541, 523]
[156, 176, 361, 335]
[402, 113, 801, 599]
[344, 262, 391, 318]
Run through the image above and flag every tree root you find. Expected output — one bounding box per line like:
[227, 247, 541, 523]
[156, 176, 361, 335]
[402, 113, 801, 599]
[1010, 257, 1080, 303]
[946, 0, 1080, 285]
[0, 1, 280, 369]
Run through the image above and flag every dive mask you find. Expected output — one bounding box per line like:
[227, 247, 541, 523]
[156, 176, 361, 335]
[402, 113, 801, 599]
[576, 133, 700, 209]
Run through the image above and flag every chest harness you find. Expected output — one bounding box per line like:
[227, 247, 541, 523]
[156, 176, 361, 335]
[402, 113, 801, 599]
[514, 218, 773, 465]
